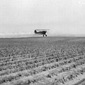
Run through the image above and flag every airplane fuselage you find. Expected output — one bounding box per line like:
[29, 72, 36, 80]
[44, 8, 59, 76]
[34, 30, 47, 37]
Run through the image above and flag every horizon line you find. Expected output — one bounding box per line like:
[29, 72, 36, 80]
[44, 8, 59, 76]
[0, 34, 85, 38]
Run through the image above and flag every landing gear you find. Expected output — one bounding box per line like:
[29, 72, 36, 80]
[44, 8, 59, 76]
[43, 35, 44, 37]
[45, 34, 47, 37]
[43, 34, 47, 37]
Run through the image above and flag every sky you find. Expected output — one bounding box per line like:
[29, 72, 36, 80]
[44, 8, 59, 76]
[0, 0, 85, 37]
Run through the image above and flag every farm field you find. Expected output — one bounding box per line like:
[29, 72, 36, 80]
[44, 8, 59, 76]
[0, 37, 85, 85]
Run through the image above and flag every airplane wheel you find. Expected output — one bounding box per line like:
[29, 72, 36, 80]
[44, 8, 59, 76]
[45, 34, 47, 37]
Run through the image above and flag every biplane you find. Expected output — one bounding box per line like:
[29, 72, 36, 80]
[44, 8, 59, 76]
[34, 29, 48, 37]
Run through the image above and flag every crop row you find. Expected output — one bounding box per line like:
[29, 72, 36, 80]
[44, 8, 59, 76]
[12, 60, 85, 85]
[0, 54, 84, 77]
[0, 55, 85, 85]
